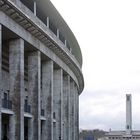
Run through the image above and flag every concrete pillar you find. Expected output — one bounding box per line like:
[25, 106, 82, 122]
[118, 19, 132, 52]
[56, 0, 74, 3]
[34, 1, 37, 16]
[63, 75, 70, 140]
[57, 29, 59, 38]
[69, 81, 72, 140]
[47, 17, 49, 28]
[9, 38, 25, 140]
[73, 83, 77, 140]
[53, 68, 63, 140]
[126, 94, 132, 134]
[68, 77, 71, 140]
[9, 115, 15, 140]
[28, 51, 41, 140]
[75, 87, 79, 140]
[70, 80, 75, 140]
[0, 24, 2, 140]
[65, 40, 67, 47]
[42, 60, 53, 140]
[77, 92, 79, 140]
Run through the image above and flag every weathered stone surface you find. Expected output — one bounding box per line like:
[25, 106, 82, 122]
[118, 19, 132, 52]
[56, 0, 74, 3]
[75, 86, 79, 140]
[9, 38, 24, 140]
[28, 51, 41, 140]
[53, 68, 63, 140]
[70, 80, 75, 140]
[42, 60, 53, 140]
[63, 75, 70, 140]
[0, 0, 84, 139]
[0, 24, 2, 140]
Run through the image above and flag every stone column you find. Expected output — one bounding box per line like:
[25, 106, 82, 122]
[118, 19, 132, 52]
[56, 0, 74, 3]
[28, 51, 41, 140]
[77, 94, 79, 140]
[9, 38, 24, 140]
[77, 92, 79, 140]
[63, 75, 70, 140]
[70, 80, 75, 140]
[42, 60, 53, 140]
[70, 80, 72, 140]
[68, 77, 71, 140]
[53, 68, 63, 140]
[75, 86, 79, 140]
[47, 17, 49, 28]
[0, 24, 2, 140]
[61, 71, 64, 140]
[73, 84, 76, 140]
[34, 1, 37, 16]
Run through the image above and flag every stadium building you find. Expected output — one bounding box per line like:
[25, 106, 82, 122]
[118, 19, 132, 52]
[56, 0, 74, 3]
[0, 0, 84, 139]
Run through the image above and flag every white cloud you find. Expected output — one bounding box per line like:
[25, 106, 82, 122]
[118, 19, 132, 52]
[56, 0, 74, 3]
[51, 0, 140, 130]
[80, 90, 140, 130]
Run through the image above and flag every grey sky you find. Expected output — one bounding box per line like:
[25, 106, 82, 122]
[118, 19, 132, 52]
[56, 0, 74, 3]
[50, 0, 140, 131]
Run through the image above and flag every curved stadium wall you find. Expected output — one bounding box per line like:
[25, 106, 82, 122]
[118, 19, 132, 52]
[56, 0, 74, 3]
[0, 0, 84, 140]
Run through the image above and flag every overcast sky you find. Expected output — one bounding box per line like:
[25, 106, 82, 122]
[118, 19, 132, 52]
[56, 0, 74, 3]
[50, 0, 140, 131]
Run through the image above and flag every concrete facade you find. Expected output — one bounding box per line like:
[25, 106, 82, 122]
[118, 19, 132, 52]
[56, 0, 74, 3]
[103, 131, 140, 140]
[0, 0, 84, 140]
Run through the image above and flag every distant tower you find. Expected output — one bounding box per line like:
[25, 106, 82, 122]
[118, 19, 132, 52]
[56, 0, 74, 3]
[126, 94, 132, 134]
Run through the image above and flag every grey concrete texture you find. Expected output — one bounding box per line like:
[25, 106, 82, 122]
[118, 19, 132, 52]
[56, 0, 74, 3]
[53, 68, 63, 140]
[0, 0, 84, 139]
[63, 75, 70, 140]
[9, 38, 25, 140]
[28, 51, 41, 140]
[0, 24, 2, 140]
[0, 0, 84, 93]
[42, 60, 53, 140]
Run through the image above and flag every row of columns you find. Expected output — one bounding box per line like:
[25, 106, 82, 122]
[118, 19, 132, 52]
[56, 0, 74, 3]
[0, 24, 79, 140]
[25, 0, 68, 47]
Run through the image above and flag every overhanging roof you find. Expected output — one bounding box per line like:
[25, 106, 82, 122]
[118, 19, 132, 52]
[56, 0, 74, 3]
[36, 0, 83, 67]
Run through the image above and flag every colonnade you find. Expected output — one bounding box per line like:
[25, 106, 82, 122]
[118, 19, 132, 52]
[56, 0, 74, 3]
[0, 24, 79, 140]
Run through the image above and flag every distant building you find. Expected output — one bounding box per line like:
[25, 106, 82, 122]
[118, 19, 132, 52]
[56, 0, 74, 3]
[102, 94, 140, 140]
[98, 137, 108, 140]
[83, 135, 94, 140]
[79, 129, 106, 140]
